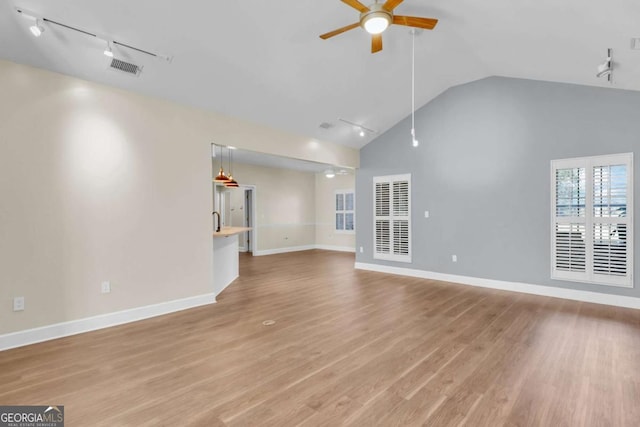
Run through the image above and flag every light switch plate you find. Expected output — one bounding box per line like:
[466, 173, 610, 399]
[452, 255, 458, 262]
[13, 297, 25, 312]
[101, 281, 111, 294]
[424, 211, 430, 218]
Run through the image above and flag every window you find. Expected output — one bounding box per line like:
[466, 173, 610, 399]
[335, 190, 355, 233]
[374, 174, 411, 263]
[552, 153, 633, 288]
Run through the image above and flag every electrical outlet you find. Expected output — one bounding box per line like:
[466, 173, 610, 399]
[424, 211, 430, 218]
[452, 255, 458, 263]
[13, 297, 25, 312]
[360, 246, 364, 253]
[101, 281, 111, 294]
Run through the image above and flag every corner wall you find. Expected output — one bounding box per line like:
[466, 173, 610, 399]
[0, 60, 357, 339]
[315, 173, 356, 252]
[357, 76, 640, 298]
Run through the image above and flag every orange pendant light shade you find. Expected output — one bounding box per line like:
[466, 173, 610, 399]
[214, 168, 230, 182]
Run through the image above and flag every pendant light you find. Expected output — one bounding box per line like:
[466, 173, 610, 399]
[214, 145, 231, 182]
[410, 29, 419, 148]
[225, 148, 239, 187]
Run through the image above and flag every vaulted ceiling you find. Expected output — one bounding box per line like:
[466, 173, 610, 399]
[1, 0, 639, 149]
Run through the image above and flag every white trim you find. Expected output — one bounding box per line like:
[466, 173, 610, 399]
[373, 174, 412, 263]
[0, 293, 217, 352]
[253, 244, 356, 256]
[354, 262, 640, 310]
[550, 152, 634, 288]
[253, 245, 317, 256]
[335, 189, 356, 233]
[315, 244, 356, 253]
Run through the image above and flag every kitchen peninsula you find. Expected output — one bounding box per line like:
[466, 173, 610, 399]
[213, 227, 251, 296]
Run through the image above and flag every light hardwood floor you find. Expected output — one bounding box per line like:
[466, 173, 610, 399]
[1, 250, 640, 426]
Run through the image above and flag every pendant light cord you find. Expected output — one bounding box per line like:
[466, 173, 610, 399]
[411, 31, 417, 146]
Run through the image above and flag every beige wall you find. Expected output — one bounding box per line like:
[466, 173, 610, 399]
[226, 162, 316, 252]
[315, 173, 356, 251]
[0, 60, 357, 335]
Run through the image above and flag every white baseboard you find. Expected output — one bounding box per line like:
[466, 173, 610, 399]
[0, 293, 217, 352]
[315, 245, 356, 253]
[355, 262, 640, 310]
[253, 245, 356, 256]
[253, 245, 316, 256]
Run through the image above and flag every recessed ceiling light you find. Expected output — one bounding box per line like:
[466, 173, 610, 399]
[359, 130, 365, 137]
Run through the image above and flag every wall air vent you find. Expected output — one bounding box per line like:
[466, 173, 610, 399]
[109, 58, 142, 76]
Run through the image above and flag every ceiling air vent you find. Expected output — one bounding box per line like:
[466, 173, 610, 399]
[109, 58, 142, 76]
[319, 122, 334, 130]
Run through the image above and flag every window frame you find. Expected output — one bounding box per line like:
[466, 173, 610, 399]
[551, 153, 634, 288]
[335, 189, 355, 234]
[373, 174, 412, 263]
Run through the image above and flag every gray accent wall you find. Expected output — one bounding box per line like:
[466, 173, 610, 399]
[356, 76, 640, 297]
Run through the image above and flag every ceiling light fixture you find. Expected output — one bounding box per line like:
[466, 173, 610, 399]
[410, 29, 420, 148]
[29, 19, 44, 37]
[16, 7, 172, 62]
[324, 169, 336, 179]
[596, 48, 613, 83]
[225, 148, 239, 187]
[104, 41, 114, 57]
[214, 145, 231, 182]
[338, 118, 376, 138]
[361, 3, 392, 35]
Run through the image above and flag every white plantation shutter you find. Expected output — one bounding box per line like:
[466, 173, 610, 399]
[374, 174, 411, 262]
[335, 190, 355, 233]
[552, 154, 633, 287]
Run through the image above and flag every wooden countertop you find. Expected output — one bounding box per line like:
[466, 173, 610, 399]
[213, 227, 252, 237]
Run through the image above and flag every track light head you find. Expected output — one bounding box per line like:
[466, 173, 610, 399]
[29, 19, 44, 37]
[596, 49, 613, 82]
[104, 41, 114, 57]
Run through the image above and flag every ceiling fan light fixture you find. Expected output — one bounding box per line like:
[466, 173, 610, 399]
[363, 15, 390, 34]
[361, 4, 392, 35]
[363, 13, 390, 34]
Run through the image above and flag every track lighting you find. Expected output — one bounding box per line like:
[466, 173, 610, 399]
[596, 49, 613, 82]
[338, 118, 376, 139]
[16, 7, 172, 62]
[104, 41, 114, 57]
[29, 19, 44, 37]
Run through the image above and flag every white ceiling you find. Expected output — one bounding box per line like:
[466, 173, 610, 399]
[2, 0, 640, 150]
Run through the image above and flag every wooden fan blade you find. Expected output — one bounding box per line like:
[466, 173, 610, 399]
[341, 0, 369, 13]
[382, 0, 404, 11]
[372, 34, 383, 53]
[319, 22, 360, 40]
[393, 15, 438, 30]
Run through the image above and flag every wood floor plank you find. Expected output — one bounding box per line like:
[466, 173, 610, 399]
[1, 250, 638, 426]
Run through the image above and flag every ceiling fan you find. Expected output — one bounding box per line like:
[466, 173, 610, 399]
[320, 0, 438, 53]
